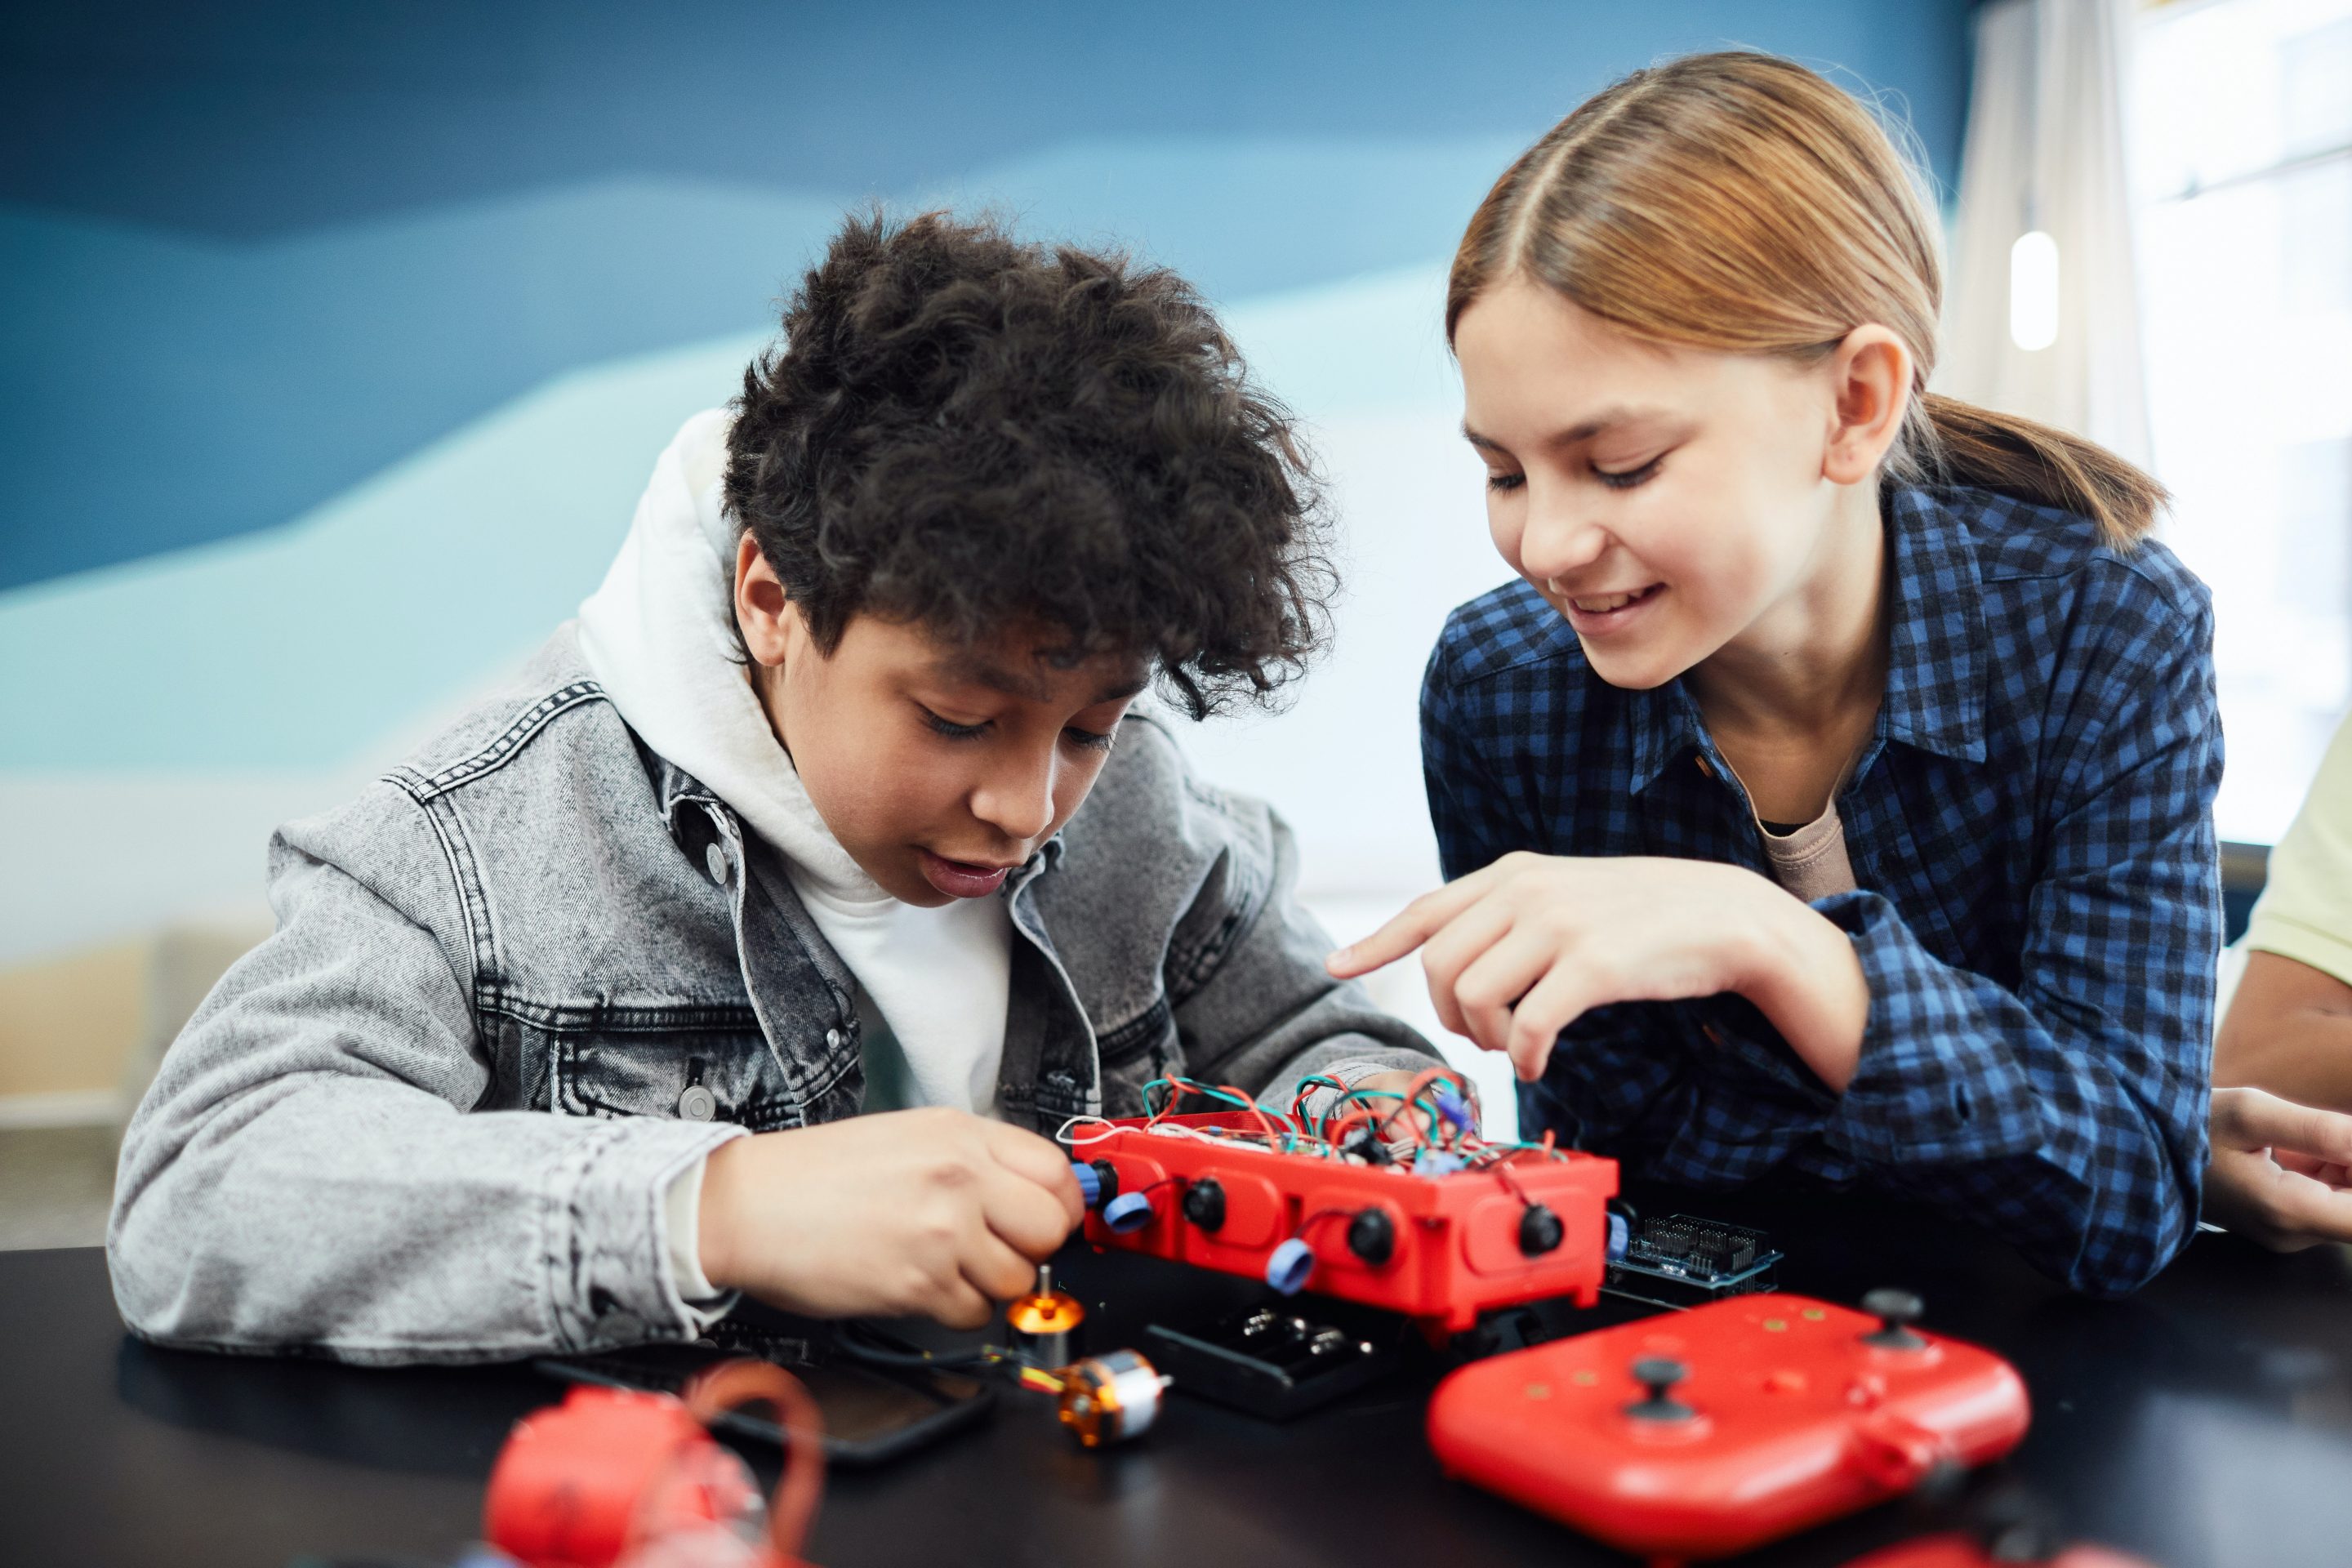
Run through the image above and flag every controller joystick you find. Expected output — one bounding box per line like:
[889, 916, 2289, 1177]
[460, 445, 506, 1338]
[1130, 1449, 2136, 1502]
[1348, 1208, 1396, 1265]
[1518, 1201, 1565, 1256]
[1625, 1356, 1696, 1422]
[1182, 1177, 1227, 1231]
[1861, 1288, 1929, 1351]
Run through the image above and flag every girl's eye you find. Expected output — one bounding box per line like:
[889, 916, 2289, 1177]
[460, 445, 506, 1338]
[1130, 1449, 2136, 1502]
[1593, 457, 1663, 491]
[921, 708, 989, 741]
[1485, 471, 1526, 493]
[1063, 725, 1117, 754]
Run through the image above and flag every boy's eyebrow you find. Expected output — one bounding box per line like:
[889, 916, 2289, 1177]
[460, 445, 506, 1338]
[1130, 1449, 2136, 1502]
[1462, 404, 1675, 454]
[932, 656, 1151, 706]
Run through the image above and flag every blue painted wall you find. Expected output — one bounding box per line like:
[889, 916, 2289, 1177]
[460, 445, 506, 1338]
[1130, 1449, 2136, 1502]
[1, 0, 1972, 590]
[0, 2, 1975, 976]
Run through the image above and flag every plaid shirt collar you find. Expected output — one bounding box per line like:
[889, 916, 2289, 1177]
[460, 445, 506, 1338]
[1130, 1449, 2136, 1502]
[1624, 485, 1990, 795]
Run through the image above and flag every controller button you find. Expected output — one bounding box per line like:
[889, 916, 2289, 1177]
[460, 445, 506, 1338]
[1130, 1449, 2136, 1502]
[1347, 1208, 1397, 1265]
[1860, 1288, 1930, 1350]
[1625, 1356, 1697, 1422]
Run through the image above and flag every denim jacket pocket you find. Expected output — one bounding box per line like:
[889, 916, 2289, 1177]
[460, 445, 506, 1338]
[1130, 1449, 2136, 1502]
[532, 1001, 801, 1132]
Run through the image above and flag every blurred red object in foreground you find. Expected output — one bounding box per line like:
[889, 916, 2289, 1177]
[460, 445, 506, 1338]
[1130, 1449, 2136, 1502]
[1842, 1533, 2154, 1568]
[483, 1360, 824, 1568]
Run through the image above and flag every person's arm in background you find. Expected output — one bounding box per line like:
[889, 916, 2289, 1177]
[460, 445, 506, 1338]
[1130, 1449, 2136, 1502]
[2216, 952, 2352, 1110]
[2204, 710, 2352, 1248]
[2217, 704, 2352, 1110]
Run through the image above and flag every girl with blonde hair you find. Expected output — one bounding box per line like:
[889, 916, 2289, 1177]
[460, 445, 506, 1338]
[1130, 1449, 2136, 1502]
[1333, 51, 2216, 1295]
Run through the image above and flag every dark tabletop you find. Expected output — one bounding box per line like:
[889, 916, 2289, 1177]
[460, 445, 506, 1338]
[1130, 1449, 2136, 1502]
[11, 1189, 2352, 1568]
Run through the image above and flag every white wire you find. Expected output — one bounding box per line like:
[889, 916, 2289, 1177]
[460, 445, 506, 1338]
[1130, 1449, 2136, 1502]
[1054, 1114, 1121, 1148]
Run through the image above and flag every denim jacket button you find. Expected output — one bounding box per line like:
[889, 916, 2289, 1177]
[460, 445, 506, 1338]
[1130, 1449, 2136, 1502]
[825, 1028, 843, 1049]
[676, 1085, 716, 1121]
[704, 843, 729, 885]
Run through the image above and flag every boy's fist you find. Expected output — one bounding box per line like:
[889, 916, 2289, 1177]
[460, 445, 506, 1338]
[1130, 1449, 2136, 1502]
[696, 1107, 1086, 1328]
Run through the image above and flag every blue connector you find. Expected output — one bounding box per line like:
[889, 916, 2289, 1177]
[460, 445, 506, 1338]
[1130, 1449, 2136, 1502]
[1265, 1237, 1315, 1294]
[1102, 1191, 1156, 1233]
[1607, 1209, 1630, 1262]
[1433, 1083, 1474, 1134]
[1071, 1160, 1103, 1209]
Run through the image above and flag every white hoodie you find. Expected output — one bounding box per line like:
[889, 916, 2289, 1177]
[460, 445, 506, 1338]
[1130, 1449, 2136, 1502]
[577, 412, 1017, 1306]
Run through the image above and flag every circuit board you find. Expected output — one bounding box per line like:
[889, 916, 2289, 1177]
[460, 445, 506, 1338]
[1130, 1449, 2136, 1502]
[1604, 1213, 1782, 1308]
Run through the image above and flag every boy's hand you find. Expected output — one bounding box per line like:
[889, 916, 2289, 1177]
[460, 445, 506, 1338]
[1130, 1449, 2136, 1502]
[696, 1107, 1085, 1328]
[1342, 1069, 1480, 1140]
[2205, 1086, 2352, 1252]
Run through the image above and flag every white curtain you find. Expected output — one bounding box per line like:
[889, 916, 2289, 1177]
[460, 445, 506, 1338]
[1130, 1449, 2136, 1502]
[1939, 0, 2154, 466]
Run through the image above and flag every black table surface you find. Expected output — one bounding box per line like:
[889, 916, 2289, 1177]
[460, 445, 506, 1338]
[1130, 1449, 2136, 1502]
[12, 1189, 2352, 1568]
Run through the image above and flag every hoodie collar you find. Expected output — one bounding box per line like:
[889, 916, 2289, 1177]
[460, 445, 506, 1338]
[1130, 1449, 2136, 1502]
[576, 409, 893, 910]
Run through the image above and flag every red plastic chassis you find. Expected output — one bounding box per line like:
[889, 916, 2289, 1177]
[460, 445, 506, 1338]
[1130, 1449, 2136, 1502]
[1076, 1111, 1619, 1334]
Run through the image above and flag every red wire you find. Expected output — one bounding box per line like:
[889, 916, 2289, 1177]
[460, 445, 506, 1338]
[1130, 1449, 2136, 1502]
[1374, 1065, 1470, 1147]
[1490, 1159, 1533, 1205]
[1220, 1082, 1285, 1145]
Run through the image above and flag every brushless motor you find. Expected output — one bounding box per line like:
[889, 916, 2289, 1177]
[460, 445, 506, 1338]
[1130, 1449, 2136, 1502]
[1006, 1265, 1085, 1369]
[1054, 1349, 1170, 1448]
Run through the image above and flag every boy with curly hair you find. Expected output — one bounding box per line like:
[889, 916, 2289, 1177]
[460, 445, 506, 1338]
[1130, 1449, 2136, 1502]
[108, 212, 1448, 1360]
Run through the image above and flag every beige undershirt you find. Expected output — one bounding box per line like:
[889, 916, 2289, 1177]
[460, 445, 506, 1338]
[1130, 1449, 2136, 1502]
[1721, 754, 1863, 902]
[1755, 797, 1861, 902]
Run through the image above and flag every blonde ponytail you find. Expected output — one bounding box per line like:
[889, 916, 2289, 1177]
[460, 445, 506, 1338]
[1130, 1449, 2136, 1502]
[1907, 394, 2166, 546]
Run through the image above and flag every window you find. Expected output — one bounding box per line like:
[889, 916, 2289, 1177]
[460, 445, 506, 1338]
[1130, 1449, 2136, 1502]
[2132, 0, 2352, 841]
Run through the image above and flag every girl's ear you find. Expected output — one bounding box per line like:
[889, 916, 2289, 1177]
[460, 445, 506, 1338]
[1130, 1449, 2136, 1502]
[733, 532, 799, 669]
[1822, 326, 1913, 487]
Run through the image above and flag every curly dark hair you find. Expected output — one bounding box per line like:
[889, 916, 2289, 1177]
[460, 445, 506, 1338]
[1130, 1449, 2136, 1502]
[724, 210, 1335, 719]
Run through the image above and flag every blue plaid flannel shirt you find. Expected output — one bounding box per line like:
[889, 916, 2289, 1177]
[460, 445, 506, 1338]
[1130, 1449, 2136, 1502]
[1422, 485, 2221, 1296]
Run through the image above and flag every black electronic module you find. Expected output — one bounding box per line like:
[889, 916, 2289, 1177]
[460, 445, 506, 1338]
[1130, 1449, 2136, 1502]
[1603, 1212, 1783, 1309]
[1143, 1307, 1395, 1419]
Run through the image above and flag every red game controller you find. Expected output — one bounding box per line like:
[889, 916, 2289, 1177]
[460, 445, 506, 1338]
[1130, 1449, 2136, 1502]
[1428, 1290, 2030, 1561]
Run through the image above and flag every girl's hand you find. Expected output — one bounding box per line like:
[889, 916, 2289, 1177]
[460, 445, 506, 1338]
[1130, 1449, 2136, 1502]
[1326, 852, 1868, 1091]
[2204, 1086, 2352, 1252]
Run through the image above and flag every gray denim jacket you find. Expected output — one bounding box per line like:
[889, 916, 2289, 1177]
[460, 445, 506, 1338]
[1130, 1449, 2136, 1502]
[108, 626, 1438, 1363]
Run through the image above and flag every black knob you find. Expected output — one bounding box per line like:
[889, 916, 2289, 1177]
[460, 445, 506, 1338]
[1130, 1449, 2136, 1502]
[1517, 1202, 1564, 1256]
[1086, 1159, 1120, 1209]
[1347, 1208, 1396, 1265]
[1625, 1356, 1695, 1421]
[1860, 1287, 1927, 1350]
[1182, 1176, 1227, 1231]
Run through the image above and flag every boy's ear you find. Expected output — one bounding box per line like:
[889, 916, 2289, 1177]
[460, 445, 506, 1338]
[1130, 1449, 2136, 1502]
[733, 532, 797, 669]
[1821, 325, 1912, 487]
